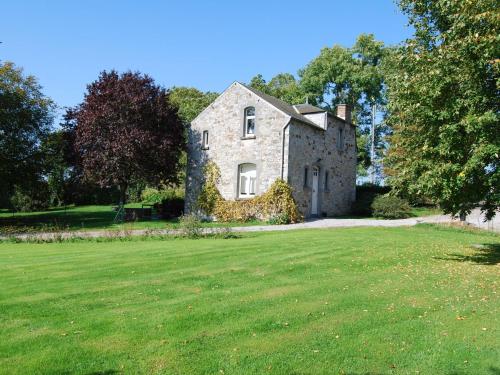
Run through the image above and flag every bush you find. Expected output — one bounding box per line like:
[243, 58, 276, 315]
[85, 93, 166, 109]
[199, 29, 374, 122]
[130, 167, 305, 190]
[197, 162, 302, 224]
[211, 179, 302, 223]
[10, 186, 50, 212]
[197, 161, 223, 215]
[371, 195, 411, 219]
[214, 199, 259, 222]
[267, 212, 291, 225]
[351, 184, 392, 216]
[141, 186, 184, 205]
[178, 214, 203, 238]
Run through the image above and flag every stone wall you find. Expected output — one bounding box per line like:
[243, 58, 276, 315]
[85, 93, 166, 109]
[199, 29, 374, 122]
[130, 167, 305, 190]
[185, 82, 290, 213]
[287, 116, 357, 217]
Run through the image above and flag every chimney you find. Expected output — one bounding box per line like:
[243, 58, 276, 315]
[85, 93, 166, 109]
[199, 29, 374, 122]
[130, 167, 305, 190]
[336, 104, 351, 123]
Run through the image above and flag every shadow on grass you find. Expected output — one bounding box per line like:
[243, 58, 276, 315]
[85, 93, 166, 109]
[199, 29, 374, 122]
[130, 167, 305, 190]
[0, 208, 116, 230]
[434, 243, 500, 265]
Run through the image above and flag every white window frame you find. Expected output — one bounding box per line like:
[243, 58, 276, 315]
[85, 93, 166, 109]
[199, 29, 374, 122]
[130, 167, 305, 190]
[238, 163, 256, 198]
[202, 130, 209, 149]
[244, 107, 256, 136]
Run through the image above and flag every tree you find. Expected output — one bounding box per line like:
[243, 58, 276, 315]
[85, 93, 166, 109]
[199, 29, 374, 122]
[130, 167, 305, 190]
[0, 61, 55, 206]
[169, 86, 218, 124]
[250, 35, 388, 177]
[40, 129, 75, 206]
[300, 35, 388, 177]
[249, 73, 305, 104]
[386, 0, 499, 219]
[72, 70, 185, 205]
[165, 87, 218, 188]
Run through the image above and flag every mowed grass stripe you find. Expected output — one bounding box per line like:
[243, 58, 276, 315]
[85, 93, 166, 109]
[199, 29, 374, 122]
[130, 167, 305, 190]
[0, 225, 498, 374]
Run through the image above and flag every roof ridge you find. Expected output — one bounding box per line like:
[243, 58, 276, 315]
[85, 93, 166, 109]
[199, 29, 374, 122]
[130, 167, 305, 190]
[238, 82, 323, 129]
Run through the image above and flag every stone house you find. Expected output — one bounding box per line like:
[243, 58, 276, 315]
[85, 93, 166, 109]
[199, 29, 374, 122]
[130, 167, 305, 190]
[185, 82, 357, 218]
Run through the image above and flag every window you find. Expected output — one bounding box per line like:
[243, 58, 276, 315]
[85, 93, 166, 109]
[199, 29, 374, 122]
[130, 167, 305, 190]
[244, 107, 255, 136]
[202, 130, 209, 149]
[238, 163, 256, 198]
[324, 171, 329, 191]
[337, 127, 344, 150]
[304, 167, 309, 187]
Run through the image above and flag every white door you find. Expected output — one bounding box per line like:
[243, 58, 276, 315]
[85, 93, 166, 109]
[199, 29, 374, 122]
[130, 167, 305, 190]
[312, 167, 319, 215]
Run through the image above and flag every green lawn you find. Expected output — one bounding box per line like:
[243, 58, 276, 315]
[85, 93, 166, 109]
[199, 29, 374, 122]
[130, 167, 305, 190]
[0, 205, 263, 233]
[0, 225, 498, 374]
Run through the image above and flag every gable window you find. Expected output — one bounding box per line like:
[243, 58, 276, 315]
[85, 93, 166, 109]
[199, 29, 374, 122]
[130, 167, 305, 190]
[337, 127, 344, 150]
[238, 163, 256, 198]
[324, 171, 329, 191]
[202, 130, 209, 149]
[244, 107, 255, 136]
[304, 167, 309, 187]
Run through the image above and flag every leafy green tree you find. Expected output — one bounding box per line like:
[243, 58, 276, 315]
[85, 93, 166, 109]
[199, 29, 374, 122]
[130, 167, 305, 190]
[300, 35, 388, 173]
[251, 35, 388, 176]
[386, 0, 499, 219]
[249, 73, 305, 104]
[167, 86, 218, 189]
[0, 61, 55, 206]
[40, 129, 74, 206]
[169, 87, 218, 124]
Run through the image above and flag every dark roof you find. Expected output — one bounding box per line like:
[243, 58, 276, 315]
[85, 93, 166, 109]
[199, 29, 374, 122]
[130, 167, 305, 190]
[293, 103, 326, 114]
[240, 83, 322, 129]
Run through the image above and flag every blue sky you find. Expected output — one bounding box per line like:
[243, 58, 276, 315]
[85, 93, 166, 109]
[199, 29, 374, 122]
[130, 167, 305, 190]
[1, 0, 411, 119]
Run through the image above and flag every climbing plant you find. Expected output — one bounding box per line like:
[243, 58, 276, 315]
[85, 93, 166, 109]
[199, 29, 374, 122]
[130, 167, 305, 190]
[197, 162, 302, 223]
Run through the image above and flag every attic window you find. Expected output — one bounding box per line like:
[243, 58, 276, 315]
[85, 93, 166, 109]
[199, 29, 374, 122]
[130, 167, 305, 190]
[244, 107, 255, 136]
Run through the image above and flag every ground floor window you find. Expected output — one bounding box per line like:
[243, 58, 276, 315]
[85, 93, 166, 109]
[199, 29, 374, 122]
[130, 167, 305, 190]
[238, 163, 256, 198]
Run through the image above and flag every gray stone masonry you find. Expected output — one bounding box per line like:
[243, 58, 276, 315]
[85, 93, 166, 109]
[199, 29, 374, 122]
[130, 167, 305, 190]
[185, 82, 357, 218]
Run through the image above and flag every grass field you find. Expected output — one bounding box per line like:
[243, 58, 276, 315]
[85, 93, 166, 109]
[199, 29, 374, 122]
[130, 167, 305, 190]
[0, 225, 498, 374]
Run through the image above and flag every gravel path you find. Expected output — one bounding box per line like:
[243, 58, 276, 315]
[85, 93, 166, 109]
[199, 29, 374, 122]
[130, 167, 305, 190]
[1, 214, 455, 241]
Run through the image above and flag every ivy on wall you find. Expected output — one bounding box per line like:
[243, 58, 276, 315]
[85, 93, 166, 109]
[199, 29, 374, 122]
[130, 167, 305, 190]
[197, 161, 302, 223]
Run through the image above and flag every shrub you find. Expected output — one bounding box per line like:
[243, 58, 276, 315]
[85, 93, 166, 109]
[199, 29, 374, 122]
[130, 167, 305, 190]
[178, 214, 203, 238]
[259, 179, 301, 223]
[10, 186, 50, 212]
[141, 186, 184, 205]
[351, 192, 379, 216]
[197, 161, 223, 215]
[214, 199, 259, 222]
[371, 195, 411, 219]
[351, 184, 392, 216]
[267, 212, 291, 225]
[159, 197, 184, 219]
[197, 162, 301, 223]
[141, 186, 185, 219]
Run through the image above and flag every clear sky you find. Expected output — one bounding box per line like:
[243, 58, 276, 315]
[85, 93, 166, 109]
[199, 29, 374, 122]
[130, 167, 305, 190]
[1, 0, 411, 119]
